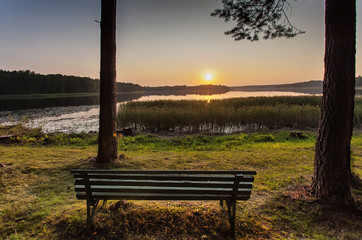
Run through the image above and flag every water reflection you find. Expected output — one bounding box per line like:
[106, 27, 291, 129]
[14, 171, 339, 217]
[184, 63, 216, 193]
[135, 91, 310, 102]
[0, 92, 144, 111]
[0, 96, 98, 111]
[0, 90, 317, 112]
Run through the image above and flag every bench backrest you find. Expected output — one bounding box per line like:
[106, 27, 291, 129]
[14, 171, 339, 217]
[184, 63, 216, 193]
[71, 170, 256, 202]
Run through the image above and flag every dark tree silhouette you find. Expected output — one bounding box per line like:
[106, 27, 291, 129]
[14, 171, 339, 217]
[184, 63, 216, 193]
[213, 0, 357, 207]
[97, 0, 118, 164]
[312, 0, 356, 207]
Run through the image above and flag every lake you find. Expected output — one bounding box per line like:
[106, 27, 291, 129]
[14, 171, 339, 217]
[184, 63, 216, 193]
[0, 90, 315, 133]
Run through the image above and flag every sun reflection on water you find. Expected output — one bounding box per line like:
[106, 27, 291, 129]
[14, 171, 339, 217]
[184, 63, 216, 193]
[135, 91, 308, 102]
[203, 96, 212, 103]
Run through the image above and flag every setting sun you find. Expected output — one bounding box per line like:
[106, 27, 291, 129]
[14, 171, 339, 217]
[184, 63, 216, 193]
[204, 73, 213, 82]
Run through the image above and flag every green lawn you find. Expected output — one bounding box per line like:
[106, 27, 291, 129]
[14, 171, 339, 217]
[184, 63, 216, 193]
[0, 127, 361, 239]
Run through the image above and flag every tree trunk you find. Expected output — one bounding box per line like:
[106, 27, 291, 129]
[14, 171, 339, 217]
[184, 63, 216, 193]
[97, 0, 118, 163]
[312, 0, 356, 207]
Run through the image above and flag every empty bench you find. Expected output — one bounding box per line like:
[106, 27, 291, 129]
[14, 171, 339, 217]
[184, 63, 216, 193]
[71, 170, 256, 238]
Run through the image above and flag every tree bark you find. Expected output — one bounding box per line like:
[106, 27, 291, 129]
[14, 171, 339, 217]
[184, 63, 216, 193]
[312, 0, 356, 207]
[97, 0, 118, 163]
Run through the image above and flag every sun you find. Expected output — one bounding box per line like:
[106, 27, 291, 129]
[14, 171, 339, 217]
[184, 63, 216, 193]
[204, 73, 213, 82]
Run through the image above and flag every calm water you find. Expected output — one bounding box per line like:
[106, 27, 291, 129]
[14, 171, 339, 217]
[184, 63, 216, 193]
[136, 91, 307, 102]
[0, 91, 312, 133]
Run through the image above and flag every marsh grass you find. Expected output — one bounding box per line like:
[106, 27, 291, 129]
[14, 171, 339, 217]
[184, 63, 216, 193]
[118, 96, 362, 133]
[1, 128, 361, 239]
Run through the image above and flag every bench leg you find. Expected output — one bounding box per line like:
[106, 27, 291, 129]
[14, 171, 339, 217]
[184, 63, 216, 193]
[86, 200, 91, 228]
[226, 200, 236, 239]
[86, 200, 99, 229]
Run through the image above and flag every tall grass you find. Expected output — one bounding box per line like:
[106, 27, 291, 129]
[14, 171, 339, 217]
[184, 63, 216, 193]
[117, 96, 362, 133]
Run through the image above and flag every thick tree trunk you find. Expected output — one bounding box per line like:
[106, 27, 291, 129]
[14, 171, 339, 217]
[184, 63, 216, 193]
[97, 0, 118, 163]
[312, 0, 356, 206]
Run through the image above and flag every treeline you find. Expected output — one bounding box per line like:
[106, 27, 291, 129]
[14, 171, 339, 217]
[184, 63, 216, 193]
[236, 78, 362, 90]
[234, 80, 322, 91]
[357, 76, 362, 86]
[0, 70, 229, 95]
[0, 70, 142, 94]
[233, 78, 362, 95]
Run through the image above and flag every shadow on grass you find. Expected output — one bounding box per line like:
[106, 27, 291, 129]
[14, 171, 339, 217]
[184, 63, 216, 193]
[256, 185, 362, 239]
[51, 200, 271, 240]
[50, 184, 362, 239]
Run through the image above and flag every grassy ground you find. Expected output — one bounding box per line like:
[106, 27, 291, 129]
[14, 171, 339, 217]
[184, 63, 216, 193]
[0, 125, 361, 239]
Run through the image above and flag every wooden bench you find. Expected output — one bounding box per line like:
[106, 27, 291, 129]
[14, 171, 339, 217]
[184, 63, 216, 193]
[71, 170, 256, 238]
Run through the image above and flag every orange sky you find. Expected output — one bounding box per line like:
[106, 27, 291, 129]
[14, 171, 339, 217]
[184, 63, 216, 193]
[0, 0, 361, 87]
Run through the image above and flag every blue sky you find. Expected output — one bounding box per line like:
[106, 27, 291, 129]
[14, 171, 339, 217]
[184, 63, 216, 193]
[0, 0, 361, 86]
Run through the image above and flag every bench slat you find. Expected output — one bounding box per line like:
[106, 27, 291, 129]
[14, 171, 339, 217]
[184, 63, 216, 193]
[75, 192, 251, 201]
[72, 169, 257, 175]
[75, 179, 254, 188]
[73, 174, 254, 182]
[74, 185, 252, 195]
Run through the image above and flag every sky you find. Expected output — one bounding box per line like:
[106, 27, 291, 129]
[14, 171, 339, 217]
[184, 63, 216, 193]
[0, 0, 361, 87]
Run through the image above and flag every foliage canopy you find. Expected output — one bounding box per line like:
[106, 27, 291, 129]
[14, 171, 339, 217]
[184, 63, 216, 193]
[212, 0, 305, 41]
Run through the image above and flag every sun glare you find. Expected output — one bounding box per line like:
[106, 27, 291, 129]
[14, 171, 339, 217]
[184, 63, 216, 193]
[204, 73, 213, 82]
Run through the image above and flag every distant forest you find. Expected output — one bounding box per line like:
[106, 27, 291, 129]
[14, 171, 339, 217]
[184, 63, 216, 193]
[231, 77, 362, 94]
[235, 78, 362, 89]
[2, 69, 360, 96]
[357, 76, 362, 86]
[0, 70, 142, 95]
[273, 78, 362, 87]
[0, 70, 229, 95]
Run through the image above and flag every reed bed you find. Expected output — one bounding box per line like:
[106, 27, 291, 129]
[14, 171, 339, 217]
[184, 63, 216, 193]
[117, 96, 362, 133]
